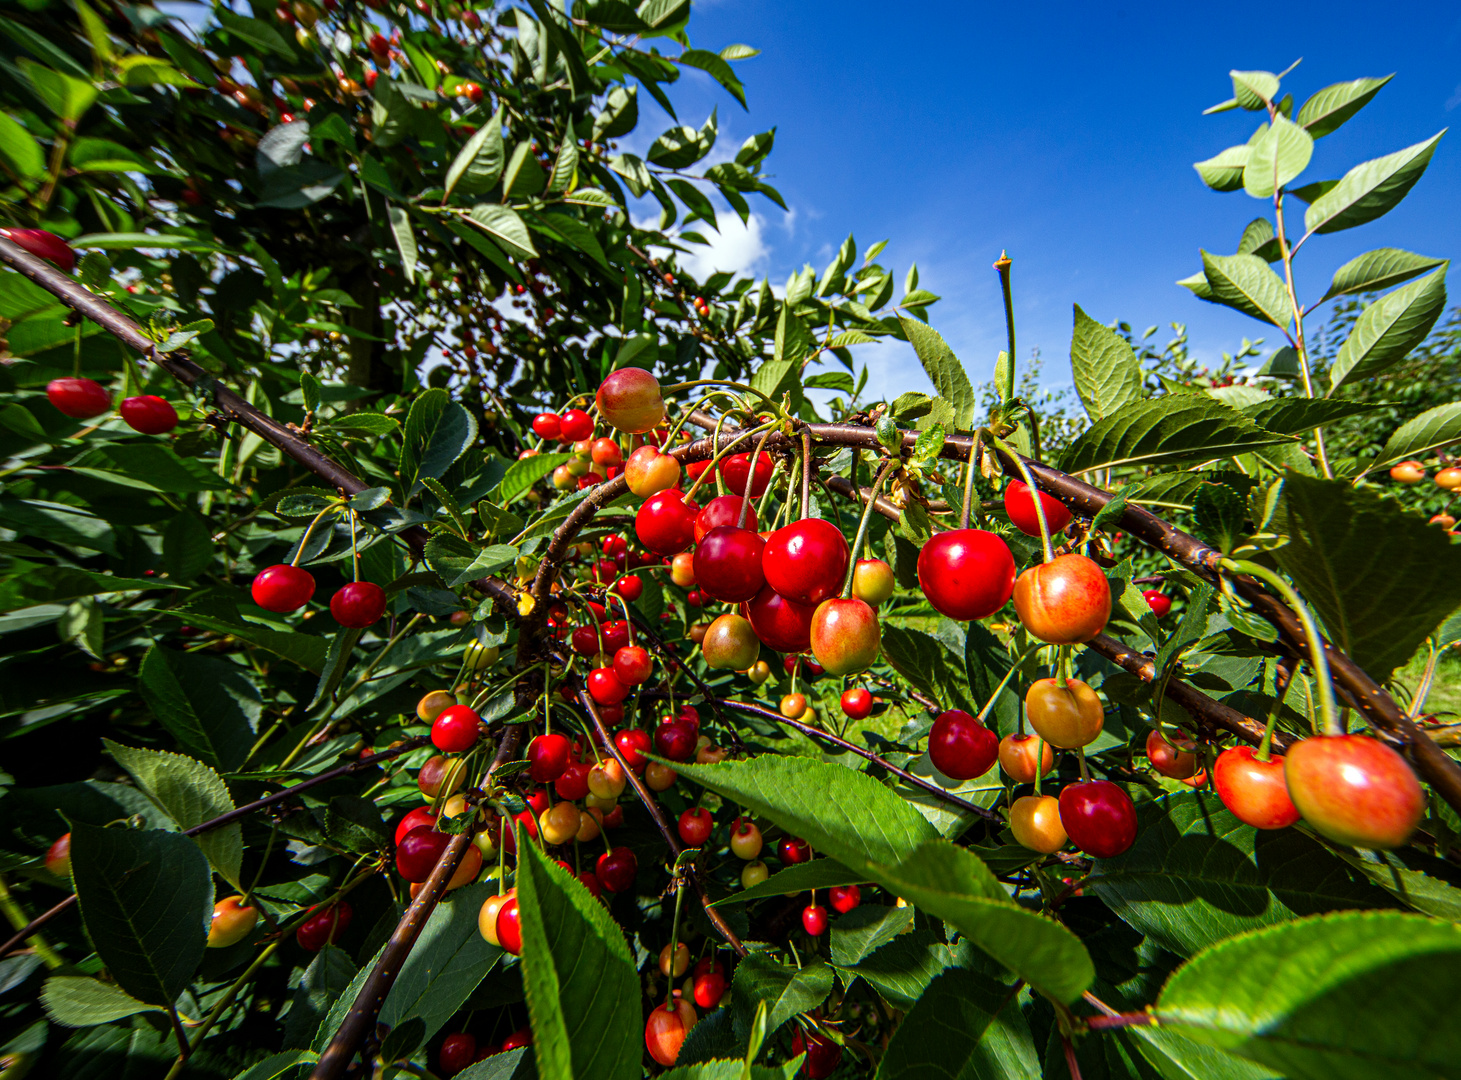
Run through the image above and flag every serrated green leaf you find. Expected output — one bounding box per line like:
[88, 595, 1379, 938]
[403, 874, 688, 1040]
[1199, 251, 1291, 328]
[1239, 398, 1381, 435]
[1298, 75, 1393, 137]
[137, 646, 260, 771]
[1329, 266, 1448, 389]
[41, 976, 160, 1027]
[728, 953, 832, 1041]
[1321, 248, 1447, 302]
[875, 967, 1039, 1080]
[896, 315, 976, 429]
[466, 203, 538, 259]
[400, 388, 479, 499]
[711, 858, 862, 907]
[882, 624, 976, 714]
[387, 206, 418, 284]
[1070, 304, 1144, 421]
[1231, 70, 1279, 110]
[445, 109, 505, 199]
[492, 452, 573, 504]
[1369, 403, 1461, 476]
[829, 904, 914, 968]
[1060, 397, 1293, 475]
[678, 48, 746, 108]
[1305, 132, 1445, 235]
[320, 412, 401, 437]
[1243, 113, 1313, 198]
[1194, 145, 1251, 192]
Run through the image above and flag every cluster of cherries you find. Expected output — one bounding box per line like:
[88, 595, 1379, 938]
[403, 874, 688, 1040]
[1390, 457, 1461, 532]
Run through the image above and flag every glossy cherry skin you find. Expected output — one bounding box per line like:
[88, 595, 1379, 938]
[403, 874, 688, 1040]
[928, 710, 999, 780]
[778, 836, 811, 864]
[829, 884, 861, 913]
[590, 437, 622, 468]
[745, 583, 817, 653]
[694, 495, 758, 543]
[46, 377, 111, 419]
[1284, 735, 1424, 849]
[596, 846, 638, 893]
[1146, 729, 1199, 779]
[1010, 795, 1067, 853]
[678, 807, 713, 846]
[1, 227, 75, 271]
[645, 998, 696, 1067]
[852, 558, 895, 605]
[801, 903, 828, 936]
[810, 597, 880, 675]
[397, 825, 450, 882]
[729, 818, 763, 859]
[998, 733, 1055, 783]
[531, 412, 562, 440]
[636, 490, 700, 555]
[614, 574, 643, 601]
[613, 645, 652, 685]
[1026, 678, 1104, 748]
[703, 612, 761, 670]
[1003, 479, 1073, 537]
[432, 704, 482, 752]
[601, 619, 631, 653]
[625, 444, 681, 496]
[1013, 554, 1112, 644]
[720, 451, 775, 497]
[207, 895, 258, 948]
[119, 395, 179, 434]
[555, 759, 592, 801]
[439, 1033, 477, 1076]
[840, 688, 873, 720]
[616, 728, 652, 772]
[1059, 780, 1137, 858]
[251, 564, 316, 613]
[527, 732, 571, 782]
[495, 897, 523, 954]
[296, 901, 352, 951]
[330, 581, 387, 627]
[693, 968, 727, 1009]
[477, 890, 513, 946]
[559, 408, 594, 441]
[655, 719, 697, 762]
[44, 833, 70, 879]
[1212, 746, 1300, 830]
[1142, 590, 1172, 619]
[763, 519, 849, 606]
[588, 666, 630, 706]
[694, 526, 767, 603]
[597, 367, 665, 434]
[792, 1029, 842, 1079]
[916, 529, 1016, 621]
[500, 1026, 532, 1052]
[1389, 460, 1425, 484]
[395, 807, 438, 846]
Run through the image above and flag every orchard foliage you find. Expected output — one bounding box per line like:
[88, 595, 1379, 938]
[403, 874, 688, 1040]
[3, 3, 1461, 1079]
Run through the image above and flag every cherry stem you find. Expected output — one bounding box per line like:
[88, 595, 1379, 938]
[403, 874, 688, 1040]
[664, 869, 688, 1009]
[988, 431, 1053, 562]
[841, 457, 897, 598]
[661, 377, 779, 412]
[1076, 744, 1091, 782]
[995, 252, 1017, 406]
[800, 430, 813, 519]
[959, 429, 983, 530]
[661, 389, 741, 446]
[977, 645, 1041, 724]
[1221, 559, 1339, 737]
[347, 509, 360, 583]
[738, 427, 776, 529]
[290, 503, 341, 568]
[1256, 707, 1280, 762]
[681, 419, 776, 504]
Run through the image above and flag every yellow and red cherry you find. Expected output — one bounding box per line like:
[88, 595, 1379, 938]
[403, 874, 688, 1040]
[559, 408, 594, 442]
[613, 645, 652, 685]
[916, 529, 1016, 621]
[625, 444, 681, 496]
[694, 494, 758, 543]
[296, 901, 352, 951]
[1026, 678, 1104, 748]
[432, 704, 482, 752]
[1010, 794, 1068, 853]
[840, 688, 873, 719]
[1212, 746, 1300, 829]
[779, 693, 808, 719]
[590, 437, 622, 469]
[801, 902, 828, 936]
[531, 412, 562, 440]
[702, 613, 761, 670]
[746, 582, 816, 653]
[1003, 479, 1073, 537]
[1147, 729, 1199, 779]
[2, 227, 76, 270]
[1389, 460, 1426, 484]
[1436, 466, 1461, 490]
[810, 596, 880, 675]
[670, 551, 696, 587]
[251, 564, 316, 613]
[207, 895, 258, 948]
[928, 709, 998, 780]
[596, 845, 638, 892]
[539, 802, 581, 845]
[659, 942, 690, 977]
[763, 519, 849, 605]
[418, 755, 465, 800]
[645, 998, 696, 1067]
[851, 558, 895, 606]
[597, 367, 665, 434]
[44, 833, 70, 879]
[747, 659, 773, 685]
[729, 817, 763, 859]
[636, 490, 700, 555]
[477, 889, 514, 946]
[1284, 735, 1424, 849]
[1142, 589, 1172, 618]
[1058, 780, 1137, 858]
[395, 807, 438, 846]
[417, 690, 457, 723]
[740, 860, 769, 887]
[588, 666, 630, 706]
[495, 896, 523, 954]
[695, 526, 767, 603]
[829, 884, 861, 913]
[999, 733, 1054, 783]
[330, 581, 387, 627]
[527, 732, 571, 782]
[679, 808, 713, 846]
[1013, 553, 1111, 644]
[120, 395, 179, 434]
[720, 452, 774, 497]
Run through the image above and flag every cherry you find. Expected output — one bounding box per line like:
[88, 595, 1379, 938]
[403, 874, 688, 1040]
[477, 890, 513, 946]
[46, 377, 110, 419]
[694, 526, 767, 602]
[729, 818, 763, 859]
[44, 834, 70, 879]
[395, 807, 438, 845]
[597, 367, 665, 433]
[784, 655, 824, 678]
[741, 860, 769, 887]
[531, 412, 562, 440]
[578, 868, 602, 897]
[1009, 795, 1068, 853]
[745, 582, 817, 653]
[418, 755, 464, 799]
[1146, 729, 1199, 779]
[810, 597, 880, 675]
[1436, 466, 1461, 490]
[615, 728, 652, 772]
[524, 788, 550, 816]
[251, 564, 316, 613]
[495, 896, 522, 954]
[644, 998, 696, 1067]
[596, 845, 638, 892]
[119, 395, 179, 434]
[1212, 746, 1300, 829]
[694, 494, 759, 542]
[559, 408, 594, 441]
[998, 733, 1054, 783]
[614, 574, 643, 601]
[670, 551, 697, 587]
[296, 901, 352, 951]
[207, 895, 258, 948]
[852, 558, 895, 606]
[527, 732, 571, 782]
[601, 619, 631, 653]
[586, 666, 629, 706]
[613, 645, 652, 685]
[703, 612, 761, 670]
[1142, 589, 1172, 618]
[828, 884, 861, 914]
[500, 1026, 532, 1052]
[635, 490, 700, 555]
[1026, 678, 1104, 748]
[778, 836, 811, 864]
[1003, 479, 1074, 537]
[590, 437, 623, 468]
[840, 688, 873, 720]
[916, 529, 1016, 621]
[540, 802, 581, 845]
[801, 903, 828, 936]
[439, 1033, 477, 1076]
[432, 704, 482, 752]
[791, 1029, 842, 1079]
[1283, 735, 1424, 849]
[1013, 553, 1111, 644]
[720, 451, 774, 497]
[602, 534, 629, 557]
[763, 519, 849, 605]
[654, 719, 697, 762]
[330, 581, 387, 627]
[397, 825, 450, 882]
[659, 941, 691, 978]
[1389, 460, 1426, 483]
[0, 227, 75, 270]
[679, 807, 713, 846]
[693, 967, 727, 1008]
[780, 693, 808, 719]
[1058, 780, 1137, 858]
[928, 710, 998, 780]
[555, 760, 592, 801]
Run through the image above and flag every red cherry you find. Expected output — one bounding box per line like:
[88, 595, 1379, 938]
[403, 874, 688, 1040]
[588, 667, 630, 706]
[1013, 553, 1111, 645]
[577, 868, 602, 897]
[602, 534, 629, 557]
[809, 597, 880, 675]
[524, 787, 550, 816]
[840, 688, 873, 720]
[559, 408, 594, 441]
[763, 519, 849, 605]
[500, 1026, 532, 1051]
[778, 836, 811, 864]
[693, 969, 727, 1009]
[694, 526, 767, 603]
[1212, 745, 1300, 830]
[495, 897, 522, 954]
[1003, 479, 1073, 537]
[1146, 729, 1199, 780]
[928, 710, 998, 780]
[613, 645, 653, 685]
[792, 1029, 842, 1079]
[1142, 589, 1172, 618]
[394, 807, 438, 845]
[694, 495, 758, 543]
[616, 728, 651, 771]
[570, 624, 602, 656]
[531, 412, 562, 440]
[439, 1033, 476, 1076]
[1283, 735, 1424, 849]
[432, 704, 482, 752]
[745, 582, 817, 653]
[396, 825, 450, 882]
[555, 759, 592, 801]
[251, 564, 316, 613]
[720, 452, 775, 497]
[678, 807, 713, 846]
[330, 582, 387, 627]
[595, 845, 637, 893]
[635, 491, 700, 556]
[645, 999, 695, 1067]
[597, 367, 665, 434]
[828, 884, 861, 914]
[916, 529, 1016, 621]
[1, 227, 75, 271]
[46, 377, 111, 419]
[601, 619, 630, 653]
[654, 720, 696, 762]
[119, 395, 178, 434]
[1058, 780, 1137, 858]
[295, 901, 352, 951]
[528, 732, 571, 782]
[614, 574, 643, 601]
[801, 903, 828, 936]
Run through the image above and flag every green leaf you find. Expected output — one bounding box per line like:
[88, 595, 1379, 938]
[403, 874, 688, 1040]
[1243, 113, 1313, 198]
[80, 443, 232, 492]
[1191, 483, 1246, 555]
[1086, 793, 1391, 958]
[320, 412, 401, 437]
[876, 624, 977, 714]
[730, 953, 832, 1038]
[1155, 911, 1461, 1080]
[1199, 251, 1291, 328]
[323, 796, 388, 854]
[0, 563, 178, 610]
[137, 646, 261, 771]
[216, 9, 295, 57]
[1060, 397, 1294, 475]
[829, 904, 914, 968]
[400, 388, 479, 498]
[548, 129, 579, 194]
[230, 1051, 322, 1080]
[710, 858, 863, 907]
[492, 452, 573, 504]
[447, 544, 520, 588]
[678, 49, 746, 108]
[387, 206, 418, 284]
[104, 740, 242, 888]
[1298, 75, 1393, 137]
[1193, 145, 1251, 192]
[1236, 218, 1281, 261]
[1320, 248, 1447, 302]
[466, 203, 538, 260]
[593, 86, 639, 141]
[1070, 304, 1144, 421]
[1304, 132, 1445, 235]
[1275, 472, 1461, 677]
[162, 512, 214, 584]
[0, 110, 45, 178]
[1239, 398, 1382, 436]
[1370, 403, 1461, 476]
[1326, 846, 1461, 921]
[20, 60, 97, 122]
[1230, 70, 1278, 110]
[445, 109, 505, 199]
[874, 968, 1039, 1080]
[41, 976, 160, 1027]
[380, 882, 503, 1044]
[117, 57, 197, 88]
[457, 1049, 533, 1080]
[515, 832, 640, 1080]
[166, 593, 326, 673]
[70, 824, 211, 1007]
[897, 315, 976, 429]
[1329, 267, 1448, 390]
[580, 1, 648, 32]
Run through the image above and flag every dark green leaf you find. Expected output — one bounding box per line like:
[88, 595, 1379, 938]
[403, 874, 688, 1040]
[41, 976, 160, 1027]
[0, 563, 178, 610]
[446, 109, 505, 199]
[882, 624, 976, 714]
[1329, 267, 1448, 390]
[1239, 398, 1382, 435]
[678, 49, 746, 108]
[729, 953, 832, 1038]
[1369, 403, 1461, 476]
[710, 858, 862, 906]
[400, 388, 479, 498]
[137, 646, 260, 771]
[829, 904, 914, 968]
[874, 968, 1039, 1080]
[1191, 483, 1246, 555]
[467, 203, 538, 260]
[1060, 397, 1294, 475]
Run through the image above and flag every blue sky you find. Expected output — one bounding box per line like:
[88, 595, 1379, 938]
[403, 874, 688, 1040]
[640, 0, 1461, 403]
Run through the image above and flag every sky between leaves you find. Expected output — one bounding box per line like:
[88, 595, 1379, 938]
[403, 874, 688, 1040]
[639, 0, 1461, 404]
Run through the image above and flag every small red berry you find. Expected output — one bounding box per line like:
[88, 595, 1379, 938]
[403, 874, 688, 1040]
[330, 582, 387, 627]
[251, 565, 315, 613]
[432, 704, 482, 752]
[119, 395, 178, 434]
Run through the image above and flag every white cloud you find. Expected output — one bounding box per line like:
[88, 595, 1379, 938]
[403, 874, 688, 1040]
[680, 212, 769, 279]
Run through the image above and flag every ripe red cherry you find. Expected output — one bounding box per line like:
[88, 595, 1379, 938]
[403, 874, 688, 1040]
[119, 395, 178, 434]
[784, 654, 824, 678]
[1013, 553, 1112, 644]
[613, 645, 652, 685]
[330, 581, 387, 627]
[531, 412, 562, 440]
[694, 494, 758, 543]
[616, 727, 652, 771]
[645, 999, 696, 1067]
[810, 597, 880, 675]
[678, 807, 713, 846]
[840, 688, 873, 719]
[791, 1029, 842, 1079]
[577, 868, 602, 898]
[655, 720, 697, 762]
[555, 759, 592, 801]
[528, 732, 571, 782]
[1146, 729, 1199, 780]
[1058, 780, 1137, 858]
[916, 529, 1015, 621]
[397, 825, 450, 882]
[500, 1026, 532, 1052]
[636, 490, 700, 555]
[439, 1033, 476, 1076]
[601, 618, 631, 653]
[495, 897, 522, 954]
[778, 836, 811, 864]
[46, 377, 111, 419]
[1, 227, 75, 271]
[828, 884, 861, 914]
[720, 452, 774, 497]
[597, 367, 665, 434]
[1283, 735, 1424, 849]
[559, 408, 594, 441]
[694, 526, 767, 603]
[928, 710, 998, 780]
[1142, 589, 1172, 618]
[432, 704, 482, 752]
[45, 833, 71, 879]
[745, 583, 816, 653]
[251, 564, 316, 613]
[693, 967, 727, 1009]
[296, 901, 352, 951]
[395, 807, 438, 845]
[591, 437, 622, 468]
[763, 519, 849, 605]
[1003, 479, 1073, 537]
[614, 575, 643, 601]
[1213, 746, 1300, 830]
[588, 666, 630, 706]
[596, 846, 637, 893]
[801, 903, 828, 936]
[570, 624, 602, 656]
